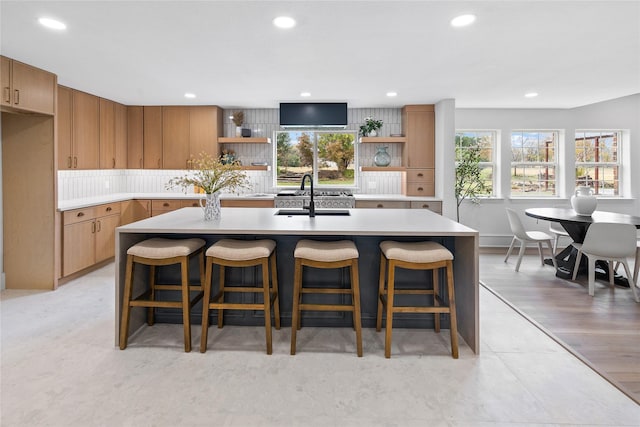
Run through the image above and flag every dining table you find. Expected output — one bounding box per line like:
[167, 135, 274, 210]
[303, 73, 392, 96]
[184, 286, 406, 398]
[525, 208, 640, 286]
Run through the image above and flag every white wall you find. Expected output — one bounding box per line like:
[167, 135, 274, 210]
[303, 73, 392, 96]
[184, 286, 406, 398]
[452, 94, 640, 247]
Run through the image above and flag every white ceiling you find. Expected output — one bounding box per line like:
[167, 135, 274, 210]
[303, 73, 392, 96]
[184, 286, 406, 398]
[2, 1, 639, 109]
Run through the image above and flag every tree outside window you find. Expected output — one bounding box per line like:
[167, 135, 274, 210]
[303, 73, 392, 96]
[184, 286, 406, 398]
[455, 131, 495, 197]
[510, 131, 557, 196]
[575, 131, 620, 196]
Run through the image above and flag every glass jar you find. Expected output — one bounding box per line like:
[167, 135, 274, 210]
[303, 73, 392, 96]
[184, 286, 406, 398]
[373, 146, 391, 167]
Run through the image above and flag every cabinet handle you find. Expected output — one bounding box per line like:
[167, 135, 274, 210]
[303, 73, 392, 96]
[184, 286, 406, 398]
[106, 207, 112, 212]
[73, 157, 78, 168]
[163, 202, 170, 207]
[96, 220, 101, 232]
[186, 159, 190, 169]
[422, 204, 429, 208]
[13, 89, 19, 105]
[77, 212, 84, 217]
[417, 187, 424, 192]
[67, 156, 72, 168]
[3, 87, 9, 103]
[377, 204, 384, 208]
[91, 221, 96, 233]
[417, 173, 424, 177]
[112, 158, 116, 168]
[157, 159, 161, 168]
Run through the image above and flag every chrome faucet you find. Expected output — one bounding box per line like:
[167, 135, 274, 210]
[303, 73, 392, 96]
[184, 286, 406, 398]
[300, 173, 315, 217]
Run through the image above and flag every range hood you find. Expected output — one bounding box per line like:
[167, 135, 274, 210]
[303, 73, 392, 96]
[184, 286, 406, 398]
[279, 102, 348, 128]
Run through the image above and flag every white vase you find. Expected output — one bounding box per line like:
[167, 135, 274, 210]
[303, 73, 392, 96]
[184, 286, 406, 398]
[571, 186, 597, 216]
[200, 192, 221, 221]
[235, 126, 242, 137]
[368, 129, 377, 137]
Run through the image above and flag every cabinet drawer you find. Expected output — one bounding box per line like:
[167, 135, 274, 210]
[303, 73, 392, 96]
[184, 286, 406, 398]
[221, 199, 274, 208]
[64, 207, 97, 225]
[355, 200, 410, 209]
[95, 202, 121, 217]
[405, 182, 435, 196]
[181, 199, 202, 208]
[406, 168, 434, 183]
[151, 199, 182, 216]
[410, 201, 442, 214]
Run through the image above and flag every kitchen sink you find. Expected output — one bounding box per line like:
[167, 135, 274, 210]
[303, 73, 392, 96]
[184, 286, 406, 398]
[275, 209, 351, 216]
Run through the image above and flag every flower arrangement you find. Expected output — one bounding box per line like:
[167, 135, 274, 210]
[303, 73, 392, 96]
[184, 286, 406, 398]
[359, 116, 383, 136]
[231, 111, 244, 127]
[220, 149, 237, 165]
[166, 152, 249, 195]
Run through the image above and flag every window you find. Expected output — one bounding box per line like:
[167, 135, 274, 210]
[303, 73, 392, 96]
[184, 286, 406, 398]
[575, 131, 620, 196]
[510, 131, 557, 196]
[275, 130, 357, 187]
[455, 131, 495, 196]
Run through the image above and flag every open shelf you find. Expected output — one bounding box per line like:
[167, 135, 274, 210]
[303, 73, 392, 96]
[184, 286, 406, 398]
[359, 136, 406, 144]
[360, 166, 406, 172]
[240, 165, 269, 171]
[218, 137, 271, 144]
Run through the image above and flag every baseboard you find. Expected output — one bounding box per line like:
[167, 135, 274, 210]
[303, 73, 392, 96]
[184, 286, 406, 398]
[479, 246, 560, 255]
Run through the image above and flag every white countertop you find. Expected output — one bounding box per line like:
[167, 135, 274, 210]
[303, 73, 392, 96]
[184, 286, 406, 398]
[58, 193, 441, 211]
[117, 207, 475, 237]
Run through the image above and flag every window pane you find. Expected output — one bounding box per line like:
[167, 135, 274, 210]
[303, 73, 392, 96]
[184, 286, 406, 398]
[575, 165, 619, 196]
[276, 131, 312, 187]
[317, 132, 355, 186]
[511, 165, 556, 196]
[456, 130, 496, 197]
[479, 165, 493, 196]
[574, 130, 621, 196]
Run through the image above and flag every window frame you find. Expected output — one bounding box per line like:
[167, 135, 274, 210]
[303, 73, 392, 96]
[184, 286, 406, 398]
[273, 129, 359, 188]
[455, 130, 496, 197]
[574, 130, 622, 197]
[509, 130, 559, 197]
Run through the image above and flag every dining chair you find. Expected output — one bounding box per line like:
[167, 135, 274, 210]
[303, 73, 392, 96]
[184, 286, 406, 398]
[548, 205, 570, 254]
[571, 222, 639, 302]
[504, 208, 558, 272]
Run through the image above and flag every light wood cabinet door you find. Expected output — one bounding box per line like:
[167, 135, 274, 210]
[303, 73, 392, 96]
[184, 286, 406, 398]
[57, 85, 73, 169]
[1, 56, 10, 108]
[72, 90, 100, 169]
[120, 199, 151, 225]
[63, 220, 96, 276]
[189, 106, 220, 159]
[163, 106, 190, 169]
[402, 105, 435, 168]
[143, 106, 163, 169]
[114, 102, 128, 168]
[99, 98, 116, 169]
[6, 58, 56, 114]
[127, 106, 144, 169]
[95, 213, 120, 263]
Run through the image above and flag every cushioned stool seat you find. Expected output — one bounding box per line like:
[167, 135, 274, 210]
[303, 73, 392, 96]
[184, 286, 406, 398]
[200, 239, 280, 354]
[377, 240, 458, 359]
[120, 237, 205, 352]
[291, 239, 362, 357]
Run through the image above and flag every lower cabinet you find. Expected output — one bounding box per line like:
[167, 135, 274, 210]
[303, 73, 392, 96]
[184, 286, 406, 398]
[62, 203, 121, 277]
[121, 199, 151, 224]
[356, 199, 442, 214]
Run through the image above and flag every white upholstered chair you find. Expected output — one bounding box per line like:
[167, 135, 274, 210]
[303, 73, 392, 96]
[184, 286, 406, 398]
[571, 223, 639, 302]
[504, 208, 558, 272]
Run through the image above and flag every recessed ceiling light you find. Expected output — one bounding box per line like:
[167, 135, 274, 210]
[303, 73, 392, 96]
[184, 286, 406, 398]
[38, 17, 66, 30]
[184, 93, 196, 99]
[450, 14, 476, 27]
[525, 92, 539, 98]
[300, 92, 311, 97]
[386, 92, 398, 97]
[273, 16, 296, 29]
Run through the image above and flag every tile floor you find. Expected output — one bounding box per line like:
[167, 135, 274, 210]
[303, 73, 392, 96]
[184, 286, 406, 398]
[1, 263, 639, 426]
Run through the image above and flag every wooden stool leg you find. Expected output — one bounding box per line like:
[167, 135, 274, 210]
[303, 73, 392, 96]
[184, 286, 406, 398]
[446, 260, 459, 359]
[384, 260, 396, 359]
[270, 252, 281, 330]
[433, 268, 440, 333]
[217, 265, 225, 328]
[290, 258, 302, 355]
[351, 259, 363, 357]
[376, 254, 387, 332]
[261, 258, 273, 355]
[119, 255, 135, 350]
[181, 258, 192, 352]
[147, 265, 156, 326]
[200, 257, 214, 353]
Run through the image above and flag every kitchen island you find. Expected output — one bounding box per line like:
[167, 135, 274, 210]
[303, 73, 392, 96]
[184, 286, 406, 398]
[115, 207, 480, 353]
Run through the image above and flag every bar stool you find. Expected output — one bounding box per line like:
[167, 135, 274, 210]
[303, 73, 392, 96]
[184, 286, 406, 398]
[291, 239, 362, 357]
[376, 240, 459, 359]
[200, 239, 280, 354]
[119, 237, 206, 352]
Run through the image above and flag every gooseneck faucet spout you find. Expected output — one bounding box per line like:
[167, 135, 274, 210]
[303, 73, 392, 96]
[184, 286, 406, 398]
[300, 173, 315, 217]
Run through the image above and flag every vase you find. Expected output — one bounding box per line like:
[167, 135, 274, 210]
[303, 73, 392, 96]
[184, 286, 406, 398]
[235, 126, 242, 137]
[373, 146, 391, 167]
[571, 186, 597, 216]
[200, 192, 221, 221]
[368, 129, 378, 137]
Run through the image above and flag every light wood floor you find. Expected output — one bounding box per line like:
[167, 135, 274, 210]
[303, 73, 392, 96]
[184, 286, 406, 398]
[480, 251, 640, 405]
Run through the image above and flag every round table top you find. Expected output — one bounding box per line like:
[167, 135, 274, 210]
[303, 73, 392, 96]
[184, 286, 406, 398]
[525, 208, 640, 227]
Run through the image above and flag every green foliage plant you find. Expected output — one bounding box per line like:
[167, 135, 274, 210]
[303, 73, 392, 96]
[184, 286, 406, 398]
[455, 146, 489, 222]
[359, 116, 383, 136]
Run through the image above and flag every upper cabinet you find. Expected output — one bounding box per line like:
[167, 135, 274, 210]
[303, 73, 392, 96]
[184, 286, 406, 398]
[402, 105, 435, 196]
[190, 106, 222, 159]
[143, 106, 163, 169]
[1, 56, 56, 115]
[57, 86, 100, 169]
[127, 106, 144, 169]
[114, 102, 128, 168]
[99, 98, 116, 169]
